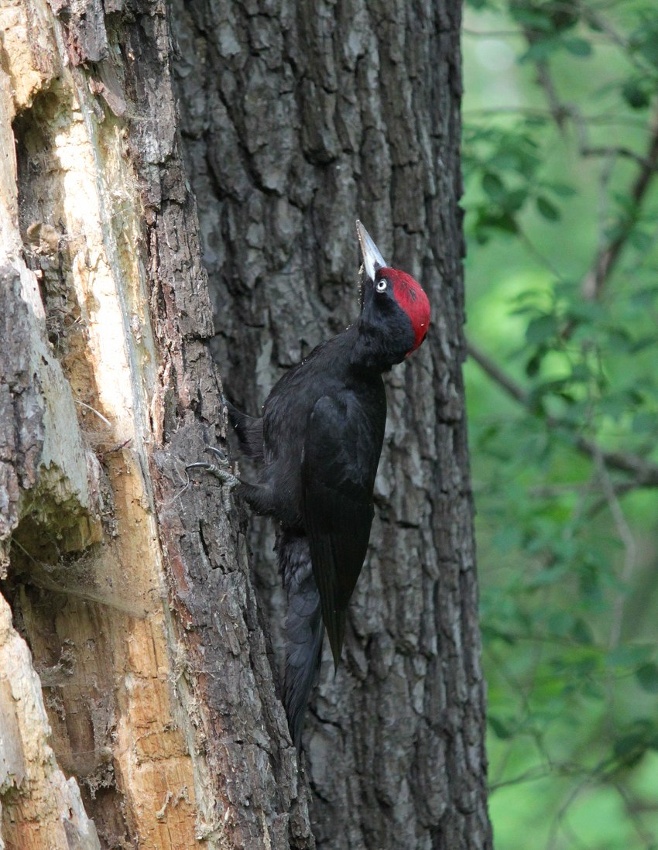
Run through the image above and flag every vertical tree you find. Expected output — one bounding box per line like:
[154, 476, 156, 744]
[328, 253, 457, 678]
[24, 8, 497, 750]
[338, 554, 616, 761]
[0, 0, 490, 848]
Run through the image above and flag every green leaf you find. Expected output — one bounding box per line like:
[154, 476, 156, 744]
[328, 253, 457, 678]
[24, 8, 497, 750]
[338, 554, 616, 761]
[521, 39, 560, 63]
[482, 172, 505, 201]
[536, 195, 560, 221]
[481, 624, 517, 646]
[502, 189, 528, 213]
[565, 299, 603, 325]
[544, 181, 576, 198]
[637, 662, 658, 693]
[510, 7, 555, 32]
[629, 228, 653, 252]
[492, 524, 523, 553]
[525, 313, 557, 345]
[607, 644, 654, 669]
[631, 285, 658, 308]
[633, 24, 658, 67]
[564, 37, 593, 57]
[525, 348, 546, 378]
[632, 411, 657, 434]
[613, 736, 647, 768]
[628, 337, 655, 356]
[489, 715, 514, 740]
[571, 618, 594, 645]
[613, 720, 656, 768]
[621, 79, 651, 110]
[476, 209, 518, 236]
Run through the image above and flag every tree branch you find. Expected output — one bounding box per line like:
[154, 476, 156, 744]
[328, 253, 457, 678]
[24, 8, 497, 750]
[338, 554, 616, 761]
[516, 17, 658, 303]
[467, 339, 528, 405]
[467, 339, 658, 487]
[581, 146, 653, 170]
[535, 60, 571, 134]
[581, 113, 658, 300]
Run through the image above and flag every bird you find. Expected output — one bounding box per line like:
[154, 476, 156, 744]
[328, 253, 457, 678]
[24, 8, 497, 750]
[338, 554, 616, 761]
[198, 221, 430, 750]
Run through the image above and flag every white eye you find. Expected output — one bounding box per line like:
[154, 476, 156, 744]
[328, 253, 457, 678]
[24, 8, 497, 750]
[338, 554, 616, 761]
[375, 279, 388, 293]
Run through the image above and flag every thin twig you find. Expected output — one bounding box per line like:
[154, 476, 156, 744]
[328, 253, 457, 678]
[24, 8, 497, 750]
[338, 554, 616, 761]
[545, 776, 591, 850]
[586, 479, 646, 518]
[467, 339, 658, 487]
[517, 226, 565, 279]
[535, 61, 571, 134]
[467, 340, 528, 404]
[593, 450, 638, 650]
[463, 108, 648, 129]
[581, 146, 653, 170]
[613, 780, 658, 846]
[582, 113, 658, 300]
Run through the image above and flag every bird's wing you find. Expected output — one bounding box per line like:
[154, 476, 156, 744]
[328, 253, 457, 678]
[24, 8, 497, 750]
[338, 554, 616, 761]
[301, 394, 380, 668]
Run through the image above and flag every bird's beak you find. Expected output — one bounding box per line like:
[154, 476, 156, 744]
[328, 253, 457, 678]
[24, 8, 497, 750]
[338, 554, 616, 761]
[356, 220, 386, 282]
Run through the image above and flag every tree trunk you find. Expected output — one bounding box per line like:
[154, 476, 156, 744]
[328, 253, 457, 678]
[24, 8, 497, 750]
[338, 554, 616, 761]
[0, 0, 491, 848]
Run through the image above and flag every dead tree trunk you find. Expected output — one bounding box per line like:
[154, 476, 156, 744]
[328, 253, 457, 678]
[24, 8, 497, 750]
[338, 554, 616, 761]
[0, 0, 491, 848]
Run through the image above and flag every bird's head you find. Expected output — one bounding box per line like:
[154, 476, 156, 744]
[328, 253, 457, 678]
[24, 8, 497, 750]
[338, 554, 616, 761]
[354, 221, 431, 369]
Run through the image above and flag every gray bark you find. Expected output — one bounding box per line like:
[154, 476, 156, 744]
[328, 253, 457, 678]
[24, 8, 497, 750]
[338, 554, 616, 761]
[172, 1, 491, 848]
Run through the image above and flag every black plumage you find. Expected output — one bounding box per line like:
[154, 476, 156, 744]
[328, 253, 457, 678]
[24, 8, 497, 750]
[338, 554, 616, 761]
[227, 222, 430, 750]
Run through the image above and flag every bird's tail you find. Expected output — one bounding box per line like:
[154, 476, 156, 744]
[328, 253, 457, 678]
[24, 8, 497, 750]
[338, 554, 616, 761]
[277, 529, 324, 752]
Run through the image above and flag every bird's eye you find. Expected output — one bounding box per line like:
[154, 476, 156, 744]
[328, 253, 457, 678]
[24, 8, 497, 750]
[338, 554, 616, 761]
[375, 279, 388, 293]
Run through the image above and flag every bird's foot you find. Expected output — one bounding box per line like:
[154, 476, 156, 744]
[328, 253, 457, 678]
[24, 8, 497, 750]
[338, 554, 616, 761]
[186, 446, 240, 489]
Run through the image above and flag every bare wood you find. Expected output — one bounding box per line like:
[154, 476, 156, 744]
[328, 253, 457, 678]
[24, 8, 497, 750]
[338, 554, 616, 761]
[1, 0, 307, 846]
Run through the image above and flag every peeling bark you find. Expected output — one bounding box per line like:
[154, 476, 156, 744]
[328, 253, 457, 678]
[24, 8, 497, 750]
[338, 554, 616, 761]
[1, 0, 306, 846]
[0, 594, 102, 849]
[0, 0, 491, 848]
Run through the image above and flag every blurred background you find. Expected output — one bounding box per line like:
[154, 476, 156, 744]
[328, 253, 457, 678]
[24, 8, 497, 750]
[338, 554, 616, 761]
[461, 1, 658, 847]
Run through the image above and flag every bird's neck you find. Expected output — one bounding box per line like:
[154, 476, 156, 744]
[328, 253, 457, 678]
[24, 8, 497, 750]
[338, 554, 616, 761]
[348, 318, 401, 374]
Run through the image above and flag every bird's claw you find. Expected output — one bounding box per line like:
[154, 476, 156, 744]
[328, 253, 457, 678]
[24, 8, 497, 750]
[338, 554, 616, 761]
[204, 445, 228, 464]
[186, 446, 240, 489]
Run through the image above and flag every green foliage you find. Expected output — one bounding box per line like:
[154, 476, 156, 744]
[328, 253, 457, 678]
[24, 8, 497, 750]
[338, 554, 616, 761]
[463, 0, 658, 846]
[463, 123, 572, 242]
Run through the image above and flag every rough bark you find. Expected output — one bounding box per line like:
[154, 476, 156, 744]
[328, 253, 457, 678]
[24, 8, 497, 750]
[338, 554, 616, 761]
[1, 0, 309, 847]
[0, 0, 491, 848]
[172, 1, 491, 848]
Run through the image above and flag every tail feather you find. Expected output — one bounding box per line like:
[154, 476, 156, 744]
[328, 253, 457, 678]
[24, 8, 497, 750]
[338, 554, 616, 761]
[225, 400, 264, 461]
[277, 530, 324, 751]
